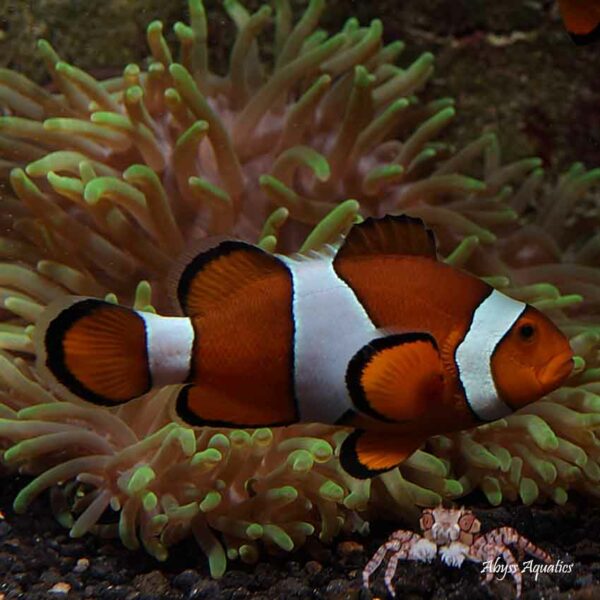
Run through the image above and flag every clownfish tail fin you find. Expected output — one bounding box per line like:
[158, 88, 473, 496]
[35, 297, 154, 406]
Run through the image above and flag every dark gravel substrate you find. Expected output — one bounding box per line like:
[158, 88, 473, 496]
[1, 475, 600, 600]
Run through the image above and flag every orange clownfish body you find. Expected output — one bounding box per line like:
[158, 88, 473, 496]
[558, 0, 600, 44]
[36, 216, 574, 479]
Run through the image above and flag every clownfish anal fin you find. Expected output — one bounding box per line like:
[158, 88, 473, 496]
[174, 384, 296, 428]
[347, 333, 444, 423]
[36, 297, 151, 405]
[339, 429, 426, 479]
[558, 0, 600, 45]
[335, 215, 437, 263]
[173, 239, 286, 317]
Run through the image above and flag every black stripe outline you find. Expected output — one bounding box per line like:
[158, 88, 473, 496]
[177, 240, 262, 315]
[488, 304, 530, 414]
[175, 384, 297, 428]
[175, 241, 299, 426]
[332, 214, 437, 328]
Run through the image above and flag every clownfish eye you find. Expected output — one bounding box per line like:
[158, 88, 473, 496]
[518, 323, 536, 341]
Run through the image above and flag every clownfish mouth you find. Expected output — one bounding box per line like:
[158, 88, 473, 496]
[537, 352, 574, 390]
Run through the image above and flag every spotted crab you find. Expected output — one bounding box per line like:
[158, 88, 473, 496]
[362, 506, 552, 597]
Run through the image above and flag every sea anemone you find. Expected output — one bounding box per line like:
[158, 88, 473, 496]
[1, 0, 600, 576]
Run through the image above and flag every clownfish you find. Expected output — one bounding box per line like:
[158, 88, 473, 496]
[558, 0, 600, 44]
[35, 215, 574, 479]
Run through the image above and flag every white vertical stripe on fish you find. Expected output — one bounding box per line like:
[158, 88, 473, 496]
[280, 253, 378, 423]
[139, 313, 194, 387]
[455, 289, 526, 421]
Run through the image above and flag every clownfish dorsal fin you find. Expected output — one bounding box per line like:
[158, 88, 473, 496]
[339, 429, 427, 479]
[171, 237, 286, 317]
[285, 242, 340, 264]
[334, 215, 437, 263]
[346, 332, 444, 423]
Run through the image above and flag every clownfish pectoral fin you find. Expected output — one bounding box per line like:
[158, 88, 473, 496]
[339, 429, 426, 479]
[170, 238, 286, 317]
[346, 333, 444, 423]
[35, 298, 152, 405]
[334, 214, 437, 264]
[558, 0, 600, 45]
[173, 384, 296, 428]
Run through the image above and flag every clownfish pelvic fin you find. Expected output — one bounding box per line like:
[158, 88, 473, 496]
[346, 332, 445, 423]
[339, 429, 428, 479]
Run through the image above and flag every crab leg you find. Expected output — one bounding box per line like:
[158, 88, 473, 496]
[384, 547, 411, 597]
[363, 529, 421, 588]
[471, 538, 524, 598]
[471, 528, 551, 598]
[484, 527, 552, 564]
[362, 530, 422, 588]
